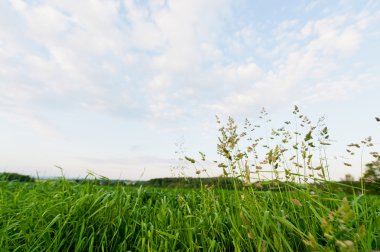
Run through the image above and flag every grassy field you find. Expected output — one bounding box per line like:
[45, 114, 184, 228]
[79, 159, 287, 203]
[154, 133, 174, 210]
[1, 108, 379, 251]
[1, 179, 379, 251]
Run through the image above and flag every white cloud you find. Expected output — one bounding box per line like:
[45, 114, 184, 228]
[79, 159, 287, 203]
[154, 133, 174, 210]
[80, 98, 112, 112]
[149, 0, 228, 73]
[302, 79, 358, 103]
[149, 101, 184, 121]
[147, 74, 171, 91]
[305, 1, 319, 12]
[305, 17, 361, 54]
[208, 9, 379, 116]
[9, 0, 27, 11]
[0, 0, 379, 131]
[0, 0, 231, 128]
[124, 0, 165, 51]
[217, 62, 263, 83]
[200, 43, 222, 61]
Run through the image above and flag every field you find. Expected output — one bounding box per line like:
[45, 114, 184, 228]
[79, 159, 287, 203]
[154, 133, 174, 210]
[1, 108, 379, 251]
[1, 178, 379, 251]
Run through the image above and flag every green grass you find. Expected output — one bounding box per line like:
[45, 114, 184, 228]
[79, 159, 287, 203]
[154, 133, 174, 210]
[1, 107, 379, 251]
[1, 179, 379, 251]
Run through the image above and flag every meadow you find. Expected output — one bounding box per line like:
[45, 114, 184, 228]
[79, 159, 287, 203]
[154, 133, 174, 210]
[1, 179, 379, 251]
[1, 107, 379, 251]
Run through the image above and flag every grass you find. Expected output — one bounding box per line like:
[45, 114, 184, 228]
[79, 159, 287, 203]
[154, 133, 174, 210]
[1, 179, 379, 251]
[1, 106, 379, 251]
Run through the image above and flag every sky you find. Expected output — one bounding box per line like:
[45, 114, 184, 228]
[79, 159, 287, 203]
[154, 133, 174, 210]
[0, 0, 379, 181]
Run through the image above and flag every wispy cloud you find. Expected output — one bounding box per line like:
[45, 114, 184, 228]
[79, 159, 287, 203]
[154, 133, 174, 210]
[207, 7, 380, 115]
[1, 0, 379, 180]
[3, 0, 378, 127]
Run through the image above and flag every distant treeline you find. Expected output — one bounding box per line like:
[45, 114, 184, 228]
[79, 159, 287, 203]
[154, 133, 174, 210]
[134, 177, 380, 194]
[0, 172, 35, 182]
[1, 172, 379, 194]
[330, 180, 380, 195]
[135, 177, 240, 189]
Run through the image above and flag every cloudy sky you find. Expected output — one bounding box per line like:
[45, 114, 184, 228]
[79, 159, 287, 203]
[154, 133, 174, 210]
[1, 0, 379, 180]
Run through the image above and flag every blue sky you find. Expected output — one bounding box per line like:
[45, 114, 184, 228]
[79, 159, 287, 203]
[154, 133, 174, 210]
[0, 0, 379, 180]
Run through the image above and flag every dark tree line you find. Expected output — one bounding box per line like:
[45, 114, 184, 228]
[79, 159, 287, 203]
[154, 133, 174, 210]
[0, 172, 35, 182]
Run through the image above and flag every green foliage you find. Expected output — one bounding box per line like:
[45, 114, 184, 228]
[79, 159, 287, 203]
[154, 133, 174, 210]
[363, 156, 380, 182]
[0, 172, 35, 182]
[136, 177, 241, 189]
[193, 106, 333, 185]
